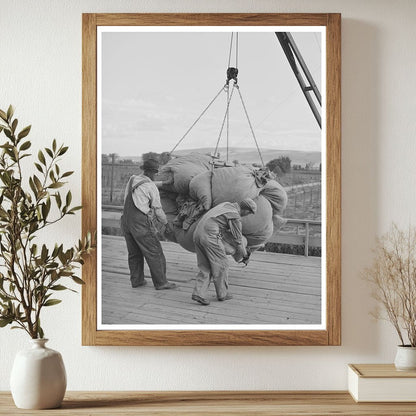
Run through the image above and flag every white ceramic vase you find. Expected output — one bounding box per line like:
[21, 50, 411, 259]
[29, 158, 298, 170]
[10, 338, 67, 409]
[394, 345, 416, 371]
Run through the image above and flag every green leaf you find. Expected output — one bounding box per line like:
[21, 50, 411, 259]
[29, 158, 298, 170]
[65, 191, 72, 207]
[41, 202, 50, 220]
[29, 177, 37, 196]
[33, 175, 42, 192]
[4, 129, 12, 140]
[41, 244, 48, 262]
[55, 193, 62, 208]
[6, 105, 14, 122]
[48, 182, 64, 189]
[52, 139, 57, 152]
[38, 325, 44, 339]
[58, 250, 67, 264]
[43, 299, 62, 307]
[45, 148, 53, 158]
[38, 150, 46, 165]
[19, 140, 31, 151]
[71, 276, 85, 285]
[61, 171, 74, 178]
[11, 119, 18, 133]
[69, 206, 82, 213]
[31, 244, 38, 256]
[0, 317, 13, 327]
[51, 244, 59, 258]
[50, 285, 68, 291]
[0, 109, 7, 121]
[58, 146, 68, 156]
[34, 163, 43, 173]
[17, 125, 31, 140]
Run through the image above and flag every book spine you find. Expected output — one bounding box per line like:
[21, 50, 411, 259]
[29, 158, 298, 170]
[347, 366, 359, 402]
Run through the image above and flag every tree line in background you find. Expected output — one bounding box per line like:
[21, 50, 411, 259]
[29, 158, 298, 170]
[102, 151, 172, 166]
[103, 152, 320, 177]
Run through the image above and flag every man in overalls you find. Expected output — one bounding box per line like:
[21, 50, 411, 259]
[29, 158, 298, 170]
[121, 158, 177, 290]
[192, 198, 257, 305]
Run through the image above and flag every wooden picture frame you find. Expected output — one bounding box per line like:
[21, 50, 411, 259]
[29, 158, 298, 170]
[82, 13, 341, 346]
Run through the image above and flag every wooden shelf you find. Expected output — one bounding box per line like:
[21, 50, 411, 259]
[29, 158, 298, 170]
[2, 391, 416, 415]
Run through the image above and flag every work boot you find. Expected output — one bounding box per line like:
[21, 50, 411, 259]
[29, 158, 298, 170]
[192, 294, 210, 306]
[218, 293, 233, 301]
[155, 281, 177, 290]
[131, 279, 147, 288]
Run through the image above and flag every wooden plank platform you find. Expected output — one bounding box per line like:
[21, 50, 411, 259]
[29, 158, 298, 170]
[101, 235, 322, 326]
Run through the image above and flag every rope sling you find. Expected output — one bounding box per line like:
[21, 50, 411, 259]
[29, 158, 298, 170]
[169, 33, 265, 168]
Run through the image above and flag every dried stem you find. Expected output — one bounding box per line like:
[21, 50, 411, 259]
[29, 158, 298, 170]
[363, 223, 416, 346]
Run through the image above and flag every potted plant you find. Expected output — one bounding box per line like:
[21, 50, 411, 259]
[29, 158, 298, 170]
[363, 223, 416, 370]
[0, 106, 94, 408]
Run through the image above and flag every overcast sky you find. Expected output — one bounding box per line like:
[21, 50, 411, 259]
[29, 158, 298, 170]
[100, 29, 323, 158]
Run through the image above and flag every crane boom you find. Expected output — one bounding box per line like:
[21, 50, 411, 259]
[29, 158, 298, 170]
[275, 32, 322, 129]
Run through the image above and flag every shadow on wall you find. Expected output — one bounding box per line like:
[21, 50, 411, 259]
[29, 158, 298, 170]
[341, 19, 382, 355]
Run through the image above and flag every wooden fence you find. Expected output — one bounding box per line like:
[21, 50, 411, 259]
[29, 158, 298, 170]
[101, 205, 321, 257]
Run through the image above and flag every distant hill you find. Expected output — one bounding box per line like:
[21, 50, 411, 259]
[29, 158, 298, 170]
[173, 147, 321, 166]
[116, 147, 321, 166]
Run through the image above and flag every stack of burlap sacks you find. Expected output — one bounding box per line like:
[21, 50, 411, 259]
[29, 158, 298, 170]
[157, 153, 287, 254]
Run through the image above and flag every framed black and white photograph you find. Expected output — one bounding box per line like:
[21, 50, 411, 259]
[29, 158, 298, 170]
[82, 13, 341, 346]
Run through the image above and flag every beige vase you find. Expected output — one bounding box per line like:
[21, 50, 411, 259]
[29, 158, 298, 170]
[394, 345, 416, 371]
[10, 339, 67, 409]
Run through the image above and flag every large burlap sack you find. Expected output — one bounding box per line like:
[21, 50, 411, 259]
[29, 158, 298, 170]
[212, 166, 261, 206]
[189, 171, 213, 210]
[260, 179, 288, 215]
[172, 221, 199, 253]
[158, 155, 278, 252]
[159, 190, 178, 218]
[174, 220, 249, 257]
[241, 195, 273, 248]
[159, 153, 211, 194]
[189, 166, 261, 210]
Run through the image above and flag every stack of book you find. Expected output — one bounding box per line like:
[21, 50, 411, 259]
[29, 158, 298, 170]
[348, 364, 416, 402]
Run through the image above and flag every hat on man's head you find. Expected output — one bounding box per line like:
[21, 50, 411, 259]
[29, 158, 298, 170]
[141, 158, 160, 172]
[239, 198, 257, 214]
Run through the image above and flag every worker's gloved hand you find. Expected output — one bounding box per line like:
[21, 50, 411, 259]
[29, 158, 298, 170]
[241, 252, 251, 266]
[239, 247, 252, 266]
[234, 244, 247, 260]
[162, 223, 174, 239]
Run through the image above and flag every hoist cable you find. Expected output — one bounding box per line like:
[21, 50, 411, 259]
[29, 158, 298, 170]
[236, 33, 239, 69]
[226, 86, 230, 163]
[170, 30, 266, 169]
[169, 86, 225, 155]
[236, 86, 265, 167]
[227, 32, 239, 68]
[224, 32, 238, 163]
[227, 33, 234, 68]
[214, 84, 236, 158]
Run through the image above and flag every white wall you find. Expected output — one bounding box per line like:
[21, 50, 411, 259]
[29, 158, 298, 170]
[1, 0, 416, 391]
